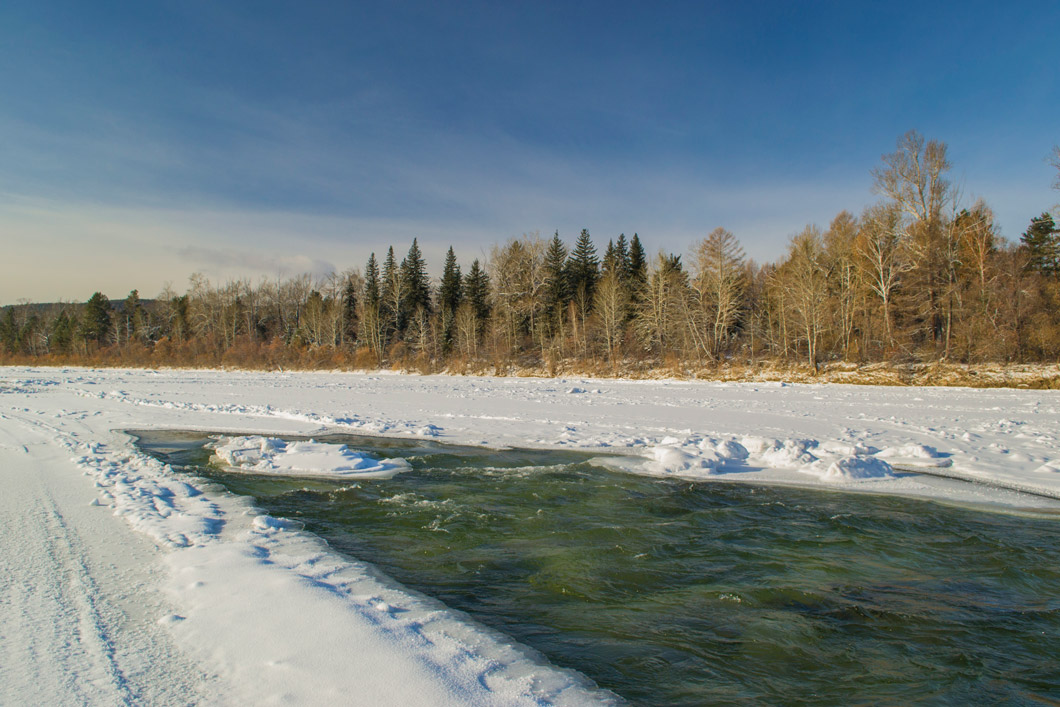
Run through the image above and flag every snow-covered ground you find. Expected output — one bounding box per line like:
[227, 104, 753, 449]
[2, 366, 1059, 705]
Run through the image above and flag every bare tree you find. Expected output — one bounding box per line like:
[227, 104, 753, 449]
[951, 201, 1003, 359]
[872, 130, 953, 224]
[872, 131, 964, 356]
[780, 226, 828, 367]
[1051, 145, 1060, 191]
[823, 211, 861, 358]
[690, 227, 746, 360]
[453, 301, 480, 359]
[856, 203, 913, 348]
[594, 269, 628, 363]
[634, 253, 690, 357]
[488, 235, 547, 355]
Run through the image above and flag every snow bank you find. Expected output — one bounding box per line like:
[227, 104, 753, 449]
[210, 436, 410, 479]
[746, 437, 818, 467]
[633, 435, 902, 486]
[878, 444, 941, 461]
[648, 446, 720, 476]
[812, 455, 895, 482]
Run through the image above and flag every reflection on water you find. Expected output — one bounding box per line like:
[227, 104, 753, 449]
[135, 430, 1060, 706]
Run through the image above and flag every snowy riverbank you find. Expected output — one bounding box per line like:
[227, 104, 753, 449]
[3, 366, 1059, 704]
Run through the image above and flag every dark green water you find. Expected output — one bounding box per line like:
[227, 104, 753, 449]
[135, 431, 1060, 706]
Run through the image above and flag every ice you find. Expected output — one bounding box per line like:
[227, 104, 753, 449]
[753, 438, 818, 467]
[711, 439, 750, 460]
[878, 444, 940, 459]
[211, 436, 410, 479]
[648, 445, 720, 475]
[817, 456, 894, 481]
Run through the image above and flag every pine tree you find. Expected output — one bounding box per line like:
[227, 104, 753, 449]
[601, 235, 631, 277]
[50, 310, 74, 354]
[360, 253, 385, 356]
[0, 308, 16, 353]
[381, 246, 401, 336]
[400, 238, 432, 319]
[615, 233, 630, 277]
[568, 228, 599, 313]
[628, 234, 647, 287]
[1022, 212, 1060, 275]
[439, 246, 462, 352]
[464, 259, 490, 330]
[341, 275, 358, 345]
[79, 292, 112, 346]
[543, 232, 570, 312]
[439, 246, 462, 314]
[602, 239, 618, 274]
[364, 253, 381, 308]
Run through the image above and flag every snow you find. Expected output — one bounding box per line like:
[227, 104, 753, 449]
[815, 455, 895, 482]
[3, 365, 1060, 704]
[210, 435, 410, 479]
[648, 445, 720, 475]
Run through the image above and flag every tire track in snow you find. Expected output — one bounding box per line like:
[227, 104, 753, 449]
[0, 421, 132, 705]
[0, 404, 221, 706]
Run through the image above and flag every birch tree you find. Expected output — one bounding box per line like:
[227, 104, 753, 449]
[856, 203, 912, 348]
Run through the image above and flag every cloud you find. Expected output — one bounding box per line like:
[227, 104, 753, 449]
[175, 246, 337, 281]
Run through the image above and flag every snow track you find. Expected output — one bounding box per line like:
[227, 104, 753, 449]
[0, 406, 218, 706]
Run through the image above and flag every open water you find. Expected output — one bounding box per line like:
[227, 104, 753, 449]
[135, 430, 1060, 706]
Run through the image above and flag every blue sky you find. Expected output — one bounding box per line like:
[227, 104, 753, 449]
[2, 0, 1058, 302]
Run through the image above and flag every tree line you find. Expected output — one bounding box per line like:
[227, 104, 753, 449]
[3, 132, 1060, 373]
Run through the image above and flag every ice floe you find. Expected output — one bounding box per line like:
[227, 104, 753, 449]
[210, 435, 410, 479]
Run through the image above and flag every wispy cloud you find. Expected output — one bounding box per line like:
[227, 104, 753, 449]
[175, 245, 336, 281]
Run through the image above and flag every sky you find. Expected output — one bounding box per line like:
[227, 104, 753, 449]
[1, 0, 1058, 303]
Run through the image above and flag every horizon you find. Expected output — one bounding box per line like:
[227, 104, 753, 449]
[3, 0, 1058, 303]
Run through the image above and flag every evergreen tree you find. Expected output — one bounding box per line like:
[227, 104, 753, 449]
[360, 253, 385, 355]
[439, 246, 462, 351]
[1022, 212, 1060, 275]
[364, 253, 381, 308]
[381, 246, 400, 336]
[382, 247, 397, 289]
[79, 292, 112, 346]
[439, 246, 462, 314]
[0, 308, 16, 353]
[543, 232, 570, 312]
[628, 234, 647, 286]
[601, 235, 631, 276]
[464, 258, 490, 329]
[602, 239, 618, 274]
[341, 275, 358, 344]
[615, 233, 630, 277]
[50, 310, 74, 354]
[568, 228, 600, 312]
[400, 238, 432, 320]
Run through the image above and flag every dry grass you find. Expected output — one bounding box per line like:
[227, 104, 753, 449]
[3, 344, 1059, 389]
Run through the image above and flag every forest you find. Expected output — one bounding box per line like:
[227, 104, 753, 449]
[3, 132, 1060, 378]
